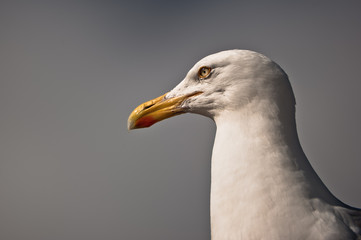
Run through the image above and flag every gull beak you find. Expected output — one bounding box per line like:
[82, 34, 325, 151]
[128, 91, 202, 130]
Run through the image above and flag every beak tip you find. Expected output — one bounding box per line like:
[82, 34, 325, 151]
[127, 119, 135, 130]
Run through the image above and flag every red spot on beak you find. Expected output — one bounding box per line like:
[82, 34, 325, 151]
[135, 116, 157, 128]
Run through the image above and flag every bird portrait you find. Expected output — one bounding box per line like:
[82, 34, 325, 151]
[128, 50, 361, 239]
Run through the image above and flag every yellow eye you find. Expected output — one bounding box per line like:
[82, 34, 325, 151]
[198, 66, 211, 79]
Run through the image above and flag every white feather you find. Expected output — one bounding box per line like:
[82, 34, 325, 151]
[166, 50, 361, 239]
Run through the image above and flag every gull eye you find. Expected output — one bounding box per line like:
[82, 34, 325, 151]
[198, 66, 211, 79]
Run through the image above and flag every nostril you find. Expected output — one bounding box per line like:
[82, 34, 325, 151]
[143, 104, 154, 110]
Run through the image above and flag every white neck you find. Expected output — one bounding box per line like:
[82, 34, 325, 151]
[210, 100, 339, 239]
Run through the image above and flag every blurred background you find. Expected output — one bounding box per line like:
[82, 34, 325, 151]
[1, 1, 360, 239]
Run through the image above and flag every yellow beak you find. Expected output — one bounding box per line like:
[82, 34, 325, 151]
[128, 91, 202, 130]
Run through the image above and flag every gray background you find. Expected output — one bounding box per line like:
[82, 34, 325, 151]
[1, 1, 360, 239]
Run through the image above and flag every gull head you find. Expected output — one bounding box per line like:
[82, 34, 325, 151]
[128, 49, 295, 130]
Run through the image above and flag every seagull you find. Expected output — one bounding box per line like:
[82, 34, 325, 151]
[128, 50, 361, 239]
